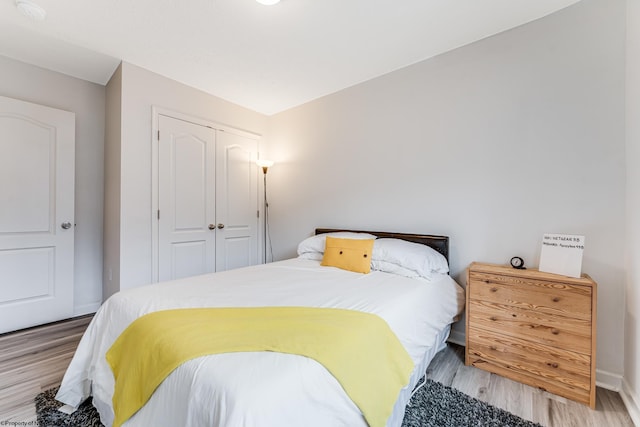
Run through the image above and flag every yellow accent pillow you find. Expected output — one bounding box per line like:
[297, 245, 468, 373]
[321, 237, 375, 274]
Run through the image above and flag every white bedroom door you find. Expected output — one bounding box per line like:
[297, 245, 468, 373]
[0, 95, 75, 334]
[158, 115, 216, 281]
[215, 130, 258, 271]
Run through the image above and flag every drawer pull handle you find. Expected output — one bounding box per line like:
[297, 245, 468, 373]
[490, 287, 498, 292]
[551, 329, 560, 335]
[490, 316, 497, 321]
[552, 297, 560, 302]
[489, 346, 497, 351]
[547, 362, 559, 369]
[484, 280, 491, 284]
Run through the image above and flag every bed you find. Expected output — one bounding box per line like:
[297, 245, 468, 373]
[56, 229, 465, 427]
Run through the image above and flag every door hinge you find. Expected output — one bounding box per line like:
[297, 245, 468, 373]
[157, 130, 160, 140]
[257, 210, 260, 218]
[157, 210, 160, 220]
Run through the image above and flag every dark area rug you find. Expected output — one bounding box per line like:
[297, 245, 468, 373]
[401, 378, 542, 427]
[36, 379, 542, 427]
[35, 387, 103, 427]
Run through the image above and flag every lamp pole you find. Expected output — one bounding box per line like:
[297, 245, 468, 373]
[256, 159, 273, 263]
[262, 167, 268, 263]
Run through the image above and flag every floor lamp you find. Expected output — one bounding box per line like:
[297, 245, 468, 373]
[256, 159, 274, 263]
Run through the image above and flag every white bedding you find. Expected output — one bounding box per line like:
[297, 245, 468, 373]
[57, 258, 465, 427]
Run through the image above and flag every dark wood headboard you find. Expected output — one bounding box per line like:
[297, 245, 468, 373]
[315, 228, 449, 265]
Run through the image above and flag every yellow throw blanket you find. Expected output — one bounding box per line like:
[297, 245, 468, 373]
[106, 307, 414, 427]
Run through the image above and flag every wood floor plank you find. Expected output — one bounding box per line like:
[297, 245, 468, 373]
[531, 388, 553, 426]
[594, 388, 635, 427]
[425, 343, 463, 386]
[451, 361, 492, 402]
[487, 374, 534, 421]
[0, 315, 91, 420]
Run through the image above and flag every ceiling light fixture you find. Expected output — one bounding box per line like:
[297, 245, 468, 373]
[15, 0, 47, 21]
[256, 0, 280, 5]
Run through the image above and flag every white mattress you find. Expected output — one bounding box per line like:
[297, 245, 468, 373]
[57, 258, 465, 427]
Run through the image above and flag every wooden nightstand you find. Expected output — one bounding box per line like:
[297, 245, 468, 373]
[465, 262, 597, 408]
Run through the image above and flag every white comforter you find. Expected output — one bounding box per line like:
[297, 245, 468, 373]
[57, 258, 464, 427]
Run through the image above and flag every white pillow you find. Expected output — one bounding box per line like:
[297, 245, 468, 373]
[371, 238, 449, 278]
[370, 259, 422, 279]
[297, 232, 378, 257]
[298, 252, 323, 261]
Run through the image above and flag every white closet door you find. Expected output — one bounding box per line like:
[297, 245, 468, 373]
[158, 115, 216, 281]
[215, 130, 258, 271]
[0, 96, 75, 334]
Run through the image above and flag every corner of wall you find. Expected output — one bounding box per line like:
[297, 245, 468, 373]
[621, 380, 640, 427]
[625, 0, 640, 424]
[103, 61, 123, 301]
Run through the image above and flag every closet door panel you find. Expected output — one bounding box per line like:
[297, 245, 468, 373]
[158, 115, 216, 281]
[215, 130, 258, 271]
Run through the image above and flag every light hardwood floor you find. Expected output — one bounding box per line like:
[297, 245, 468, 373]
[0, 316, 634, 426]
[427, 344, 634, 427]
[0, 315, 93, 422]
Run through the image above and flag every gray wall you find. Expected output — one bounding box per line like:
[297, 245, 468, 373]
[103, 62, 268, 296]
[625, 0, 640, 419]
[0, 55, 105, 314]
[267, 0, 626, 380]
[104, 63, 122, 299]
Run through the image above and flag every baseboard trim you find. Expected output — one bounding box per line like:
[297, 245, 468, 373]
[73, 302, 101, 317]
[447, 329, 466, 347]
[620, 380, 640, 427]
[596, 369, 623, 391]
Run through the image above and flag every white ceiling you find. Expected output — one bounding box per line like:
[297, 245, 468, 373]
[0, 0, 581, 115]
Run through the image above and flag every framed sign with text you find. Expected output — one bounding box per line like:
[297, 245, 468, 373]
[539, 234, 585, 278]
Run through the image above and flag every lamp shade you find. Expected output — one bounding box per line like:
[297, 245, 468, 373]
[256, 159, 274, 169]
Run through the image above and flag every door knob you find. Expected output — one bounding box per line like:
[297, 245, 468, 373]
[217, 223, 225, 229]
[61, 222, 72, 229]
[208, 224, 215, 230]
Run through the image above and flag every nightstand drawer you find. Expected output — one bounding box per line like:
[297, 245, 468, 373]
[468, 299, 592, 354]
[467, 327, 591, 405]
[468, 271, 591, 320]
[467, 325, 591, 388]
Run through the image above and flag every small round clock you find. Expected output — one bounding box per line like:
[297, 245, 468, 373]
[510, 256, 526, 269]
